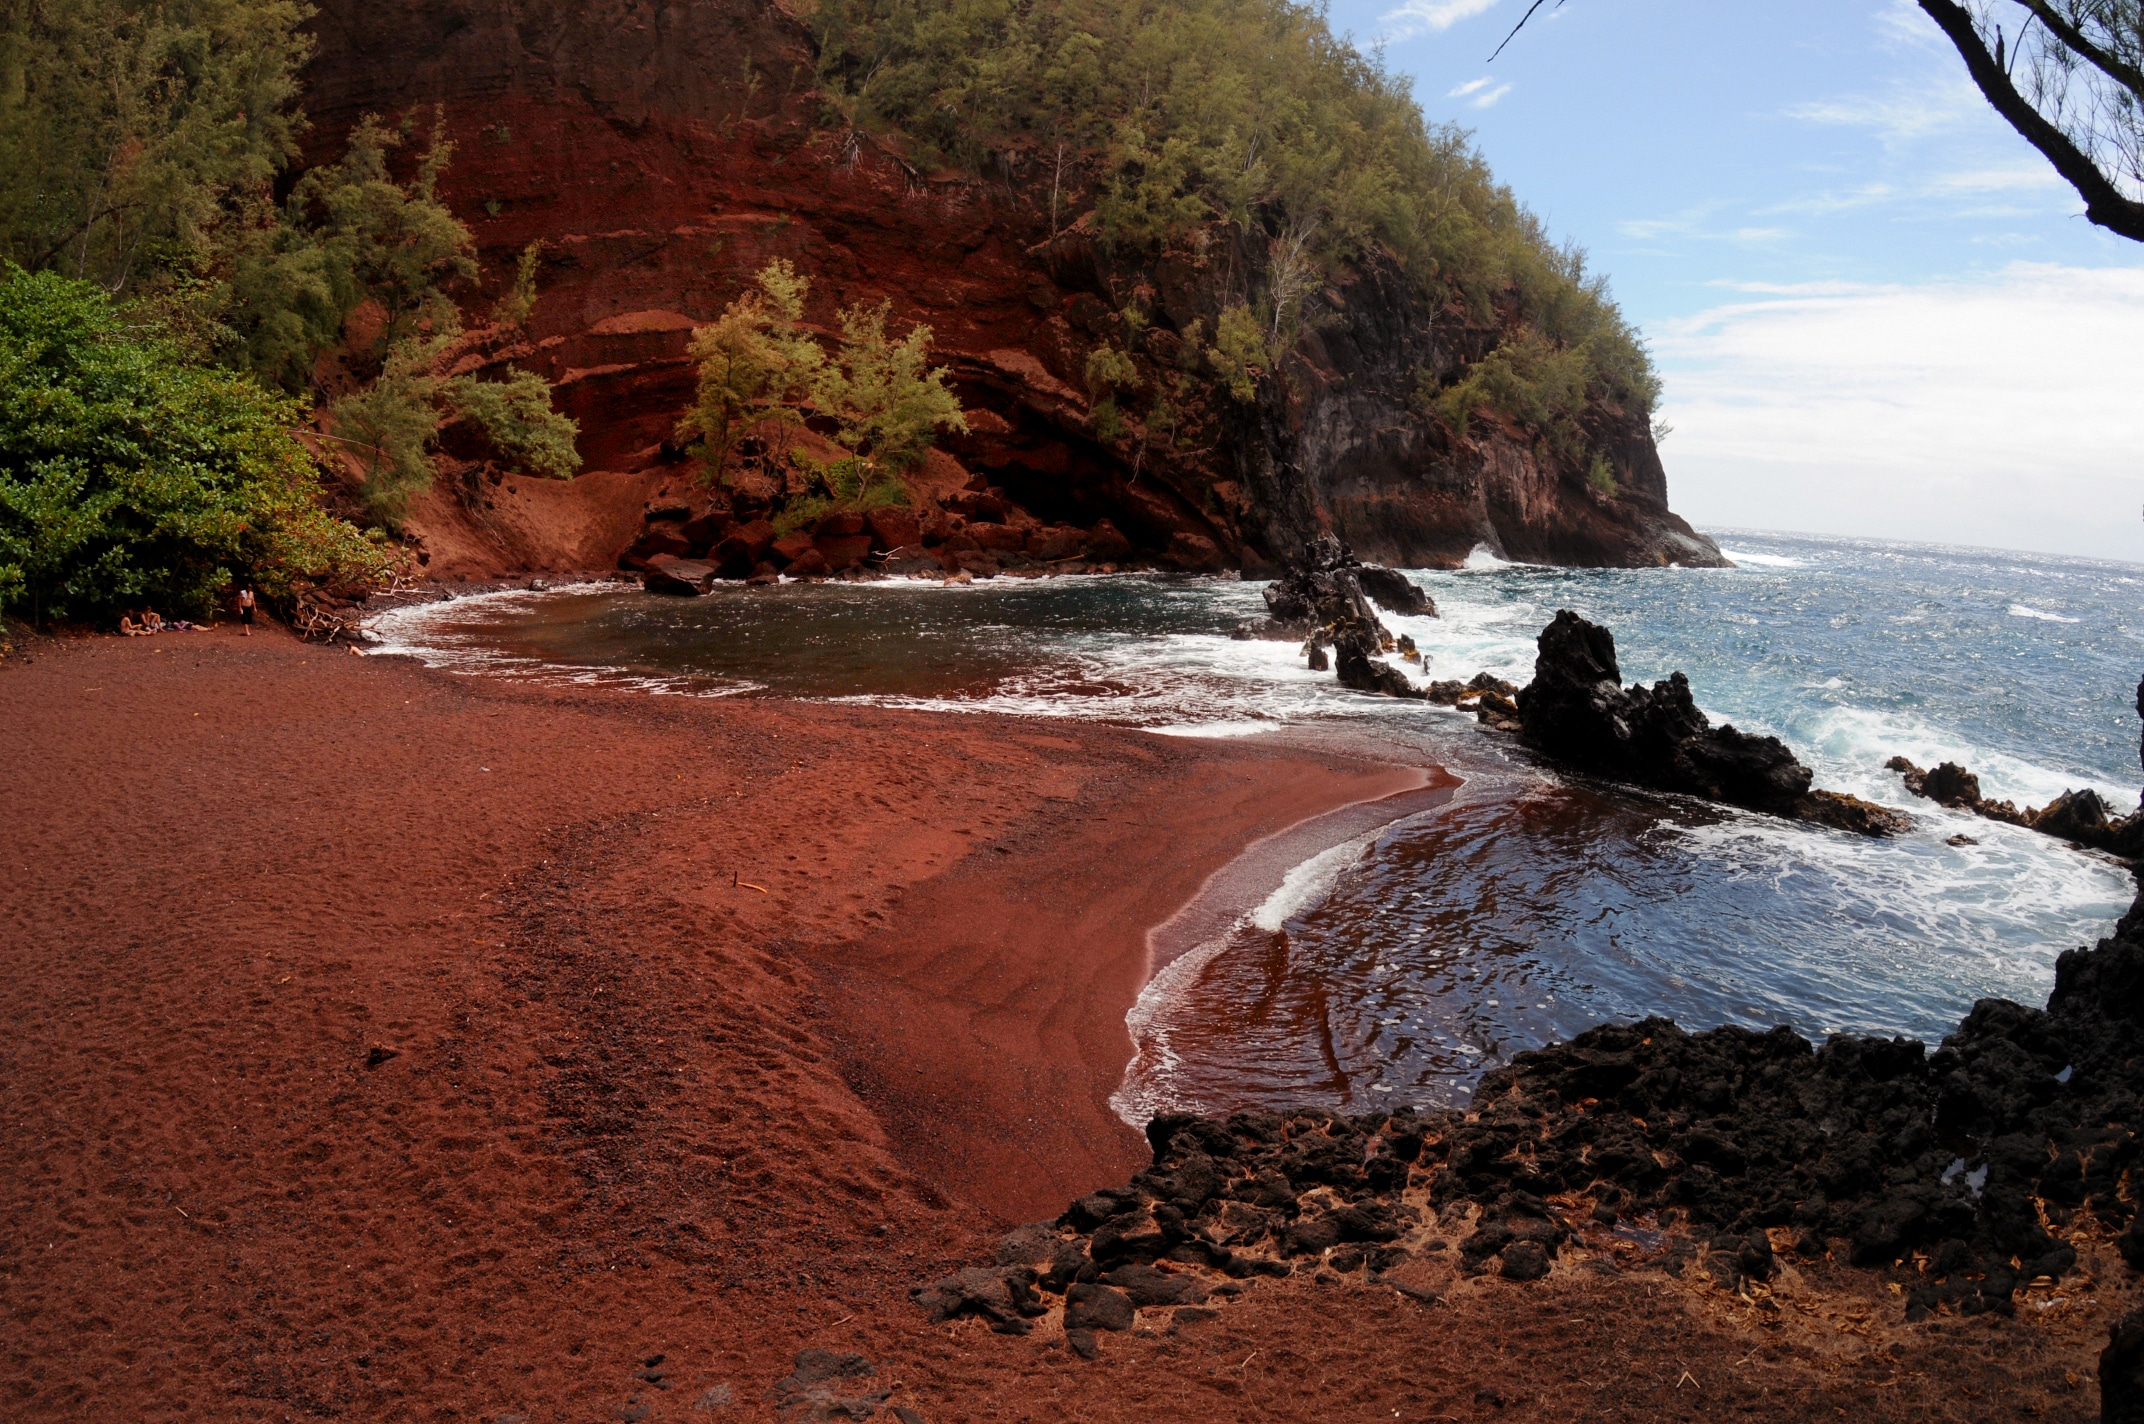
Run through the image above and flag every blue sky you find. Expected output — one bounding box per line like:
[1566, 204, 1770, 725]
[1322, 0, 2144, 561]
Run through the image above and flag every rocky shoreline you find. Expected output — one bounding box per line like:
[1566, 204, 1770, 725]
[917, 860, 2144, 1397]
[910, 617, 2144, 1408]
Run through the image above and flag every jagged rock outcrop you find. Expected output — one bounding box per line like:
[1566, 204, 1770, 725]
[1516, 610, 1909, 836]
[1250, 537, 1432, 698]
[302, 0, 1725, 579]
[1257, 535, 1434, 631]
[1888, 754, 2144, 859]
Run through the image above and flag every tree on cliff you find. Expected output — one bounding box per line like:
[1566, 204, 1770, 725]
[0, 5, 584, 533]
[0, 0, 312, 296]
[812, 0, 1660, 448]
[288, 113, 581, 521]
[1492, 0, 2144, 245]
[676, 259, 825, 476]
[679, 261, 965, 517]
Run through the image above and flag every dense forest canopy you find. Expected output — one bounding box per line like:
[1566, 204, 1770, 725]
[0, 0, 580, 621]
[810, 0, 1661, 417]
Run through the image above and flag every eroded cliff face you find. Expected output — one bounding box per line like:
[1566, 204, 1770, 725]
[304, 0, 1723, 575]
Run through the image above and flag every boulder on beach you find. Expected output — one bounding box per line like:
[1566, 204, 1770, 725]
[1259, 534, 1433, 635]
[641, 555, 715, 595]
[1257, 536, 1433, 697]
[711, 518, 777, 578]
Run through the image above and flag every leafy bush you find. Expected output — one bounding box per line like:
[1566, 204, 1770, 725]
[771, 452, 913, 535]
[681, 261, 966, 485]
[449, 369, 581, 480]
[1426, 326, 1592, 452]
[814, 299, 967, 472]
[677, 259, 825, 476]
[331, 341, 582, 521]
[0, 0, 310, 297]
[1207, 303, 1272, 403]
[811, 0, 1659, 416]
[1083, 343, 1138, 398]
[492, 241, 545, 329]
[0, 268, 393, 622]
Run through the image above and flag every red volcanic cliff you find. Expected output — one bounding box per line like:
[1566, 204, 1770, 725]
[303, 0, 1722, 576]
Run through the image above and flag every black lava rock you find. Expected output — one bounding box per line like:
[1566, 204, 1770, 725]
[1499, 1242, 1551, 1281]
[1518, 610, 1907, 836]
[1063, 1283, 1136, 1332]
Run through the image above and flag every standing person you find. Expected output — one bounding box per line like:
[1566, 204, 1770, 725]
[237, 584, 255, 637]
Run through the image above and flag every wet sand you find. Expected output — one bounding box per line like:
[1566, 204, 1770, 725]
[0, 623, 2114, 1422]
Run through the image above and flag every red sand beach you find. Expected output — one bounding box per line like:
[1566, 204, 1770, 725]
[0, 625, 2120, 1421]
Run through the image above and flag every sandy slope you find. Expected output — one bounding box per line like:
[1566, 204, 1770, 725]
[0, 625, 2116, 1422]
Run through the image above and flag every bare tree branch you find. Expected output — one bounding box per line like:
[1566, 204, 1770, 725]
[2014, 0, 2144, 100]
[1487, 0, 1563, 63]
[1918, 0, 2144, 241]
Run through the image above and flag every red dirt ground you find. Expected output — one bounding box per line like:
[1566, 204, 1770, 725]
[1, 625, 2125, 1422]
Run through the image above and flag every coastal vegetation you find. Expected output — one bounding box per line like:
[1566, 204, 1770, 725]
[1917, 0, 2144, 242]
[0, 268, 396, 623]
[809, 0, 1660, 441]
[679, 259, 965, 531]
[0, 0, 579, 620]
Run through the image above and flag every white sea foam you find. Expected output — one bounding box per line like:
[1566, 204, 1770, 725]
[1783, 700, 2138, 810]
[1249, 831, 1383, 932]
[1460, 545, 1513, 570]
[1720, 548, 1806, 569]
[2009, 602, 2081, 623]
[1113, 828, 1383, 1124]
[362, 583, 764, 697]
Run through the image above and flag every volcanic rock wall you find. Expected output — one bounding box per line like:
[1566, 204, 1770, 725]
[303, 0, 1722, 575]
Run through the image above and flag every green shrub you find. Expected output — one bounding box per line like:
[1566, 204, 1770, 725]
[0, 0, 311, 297]
[1083, 343, 1138, 398]
[492, 242, 545, 329]
[677, 259, 826, 479]
[1428, 326, 1592, 451]
[330, 340, 446, 520]
[814, 298, 968, 471]
[683, 260, 966, 487]
[772, 452, 913, 535]
[0, 268, 394, 623]
[1089, 397, 1126, 440]
[1207, 303, 1271, 403]
[1587, 453, 1618, 499]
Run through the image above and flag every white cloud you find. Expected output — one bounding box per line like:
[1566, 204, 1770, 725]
[1468, 82, 1513, 109]
[1616, 209, 1792, 245]
[1928, 166, 2065, 195]
[1785, 75, 1984, 147]
[1381, 0, 1501, 42]
[1448, 76, 1494, 98]
[1655, 264, 2144, 561]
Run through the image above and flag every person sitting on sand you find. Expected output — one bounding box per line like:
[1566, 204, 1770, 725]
[119, 614, 145, 636]
[142, 609, 165, 633]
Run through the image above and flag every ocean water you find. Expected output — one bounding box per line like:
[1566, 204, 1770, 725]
[369, 530, 2144, 1119]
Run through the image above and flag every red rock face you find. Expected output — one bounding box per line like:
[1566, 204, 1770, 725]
[304, 0, 1721, 574]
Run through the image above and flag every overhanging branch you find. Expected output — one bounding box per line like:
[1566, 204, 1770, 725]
[1917, 0, 2144, 242]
